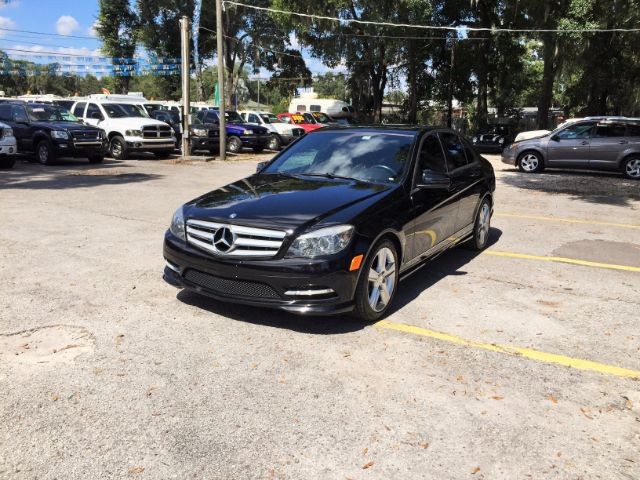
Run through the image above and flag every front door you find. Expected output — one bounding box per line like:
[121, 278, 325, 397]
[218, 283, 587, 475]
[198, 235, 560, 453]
[589, 122, 628, 168]
[546, 121, 595, 167]
[406, 133, 458, 261]
[11, 105, 32, 151]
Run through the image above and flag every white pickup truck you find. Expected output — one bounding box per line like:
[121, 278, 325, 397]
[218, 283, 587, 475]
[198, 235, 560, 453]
[0, 120, 17, 168]
[239, 110, 305, 150]
[71, 95, 176, 160]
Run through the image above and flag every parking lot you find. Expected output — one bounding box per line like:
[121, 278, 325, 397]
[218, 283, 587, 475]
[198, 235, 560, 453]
[1, 153, 639, 479]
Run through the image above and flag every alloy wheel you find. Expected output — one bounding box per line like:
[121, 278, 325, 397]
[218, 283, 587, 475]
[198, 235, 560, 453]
[367, 247, 396, 313]
[520, 153, 539, 172]
[625, 158, 640, 178]
[38, 144, 50, 164]
[111, 139, 122, 158]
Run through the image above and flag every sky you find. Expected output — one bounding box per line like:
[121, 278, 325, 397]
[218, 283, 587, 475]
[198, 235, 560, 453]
[0, 0, 342, 77]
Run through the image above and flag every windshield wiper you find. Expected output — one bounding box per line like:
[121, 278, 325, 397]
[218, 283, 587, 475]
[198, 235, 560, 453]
[297, 172, 369, 183]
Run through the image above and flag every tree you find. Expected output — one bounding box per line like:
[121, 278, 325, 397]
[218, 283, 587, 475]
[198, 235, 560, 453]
[96, 0, 139, 94]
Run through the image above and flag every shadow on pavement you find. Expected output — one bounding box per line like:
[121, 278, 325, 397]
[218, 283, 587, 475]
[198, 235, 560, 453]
[175, 228, 502, 334]
[501, 168, 639, 206]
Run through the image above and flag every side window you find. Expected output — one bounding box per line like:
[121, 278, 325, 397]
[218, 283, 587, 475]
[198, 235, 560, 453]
[0, 104, 12, 121]
[556, 122, 595, 140]
[310, 104, 321, 112]
[627, 124, 640, 137]
[418, 134, 448, 174]
[248, 114, 260, 123]
[461, 138, 477, 164]
[86, 103, 103, 120]
[593, 123, 626, 137]
[73, 102, 86, 117]
[439, 132, 468, 170]
[296, 105, 306, 112]
[12, 105, 27, 121]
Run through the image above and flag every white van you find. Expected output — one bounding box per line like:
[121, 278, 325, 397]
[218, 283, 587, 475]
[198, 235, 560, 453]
[288, 97, 355, 119]
[72, 96, 176, 160]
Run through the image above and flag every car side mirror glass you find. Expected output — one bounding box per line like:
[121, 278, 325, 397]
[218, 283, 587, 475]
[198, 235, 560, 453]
[256, 161, 268, 173]
[418, 170, 451, 190]
[550, 134, 560, 141]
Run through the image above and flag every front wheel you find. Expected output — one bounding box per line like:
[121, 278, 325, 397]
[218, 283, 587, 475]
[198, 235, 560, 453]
[267, 134, 281, 151]
[227, 136, 242, 154]
[353, 240, 399, 322]
[517, 151, 544, 173]
[110, 136, 128, 160]
[466, 198, 492, 251]
[622, 156, 640, 180]
[36, 140, 55, 165]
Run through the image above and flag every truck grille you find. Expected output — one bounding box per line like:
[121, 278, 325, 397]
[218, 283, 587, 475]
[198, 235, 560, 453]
[71, 130, 100, 141]
[184, 269, 280, 299]
[186, 219, 286, 258]
[208, 129, 219, 138]
[143, 125, 173, 138]
[292, 128, 305, 137]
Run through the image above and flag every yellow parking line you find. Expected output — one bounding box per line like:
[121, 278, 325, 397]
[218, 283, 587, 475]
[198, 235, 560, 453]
[484, 250, 640, 273]
[495, 213, 640, 230]
[375, 320, 640, 380]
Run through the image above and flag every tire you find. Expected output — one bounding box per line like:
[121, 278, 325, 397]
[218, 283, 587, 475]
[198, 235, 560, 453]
[154, 151, 172, 159]
[622, 156, 640, 180]
[0, 155, 15, 169]
[88, 155, 104, 164]
[36, 140, 55, 165]
[517, 151, 544, 173]
[465, 198, 492, 251]
[267, 134, 281, 151]
[353, 239, 399, 322]
[252, 146, 265, 153]
[109, 136, 128, 160]
[227, 136, 242, 154]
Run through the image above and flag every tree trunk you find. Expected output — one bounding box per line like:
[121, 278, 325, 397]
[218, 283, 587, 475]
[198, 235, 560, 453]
[116, 76, 130, 94]
[407, 41, 418, 123]
[536, 33, 557, 130]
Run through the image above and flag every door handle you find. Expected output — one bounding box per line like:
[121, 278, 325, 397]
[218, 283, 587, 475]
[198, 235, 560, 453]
[580, 141, 589, 145]
[619, 140, 628, 144]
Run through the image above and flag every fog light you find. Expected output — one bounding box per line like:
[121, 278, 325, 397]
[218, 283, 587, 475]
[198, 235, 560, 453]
[284, 288, 335, 296]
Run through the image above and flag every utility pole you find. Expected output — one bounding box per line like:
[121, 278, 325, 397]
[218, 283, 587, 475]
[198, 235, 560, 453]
[257, 77, 260, 111]
[216, 0, 226, 161]
[180, 16, 191, 157]
[447, 39, 455, 129]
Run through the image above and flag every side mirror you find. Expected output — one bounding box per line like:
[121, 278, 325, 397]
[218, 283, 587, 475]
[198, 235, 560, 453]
[91, 112, 103, 121]
[417, 170, 451, 190]
[256, 161, 268, 173]
[550, 134, 560, 141]
[14, 114, 29, 124]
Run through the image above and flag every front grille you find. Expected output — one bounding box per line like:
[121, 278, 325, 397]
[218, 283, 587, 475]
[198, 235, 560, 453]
[143, 125, 173, 138]
[292, 128, 305, 137]
[184, 269, 280, 299]
[71, 130, 100, 141]
[186, 219, 286, 258]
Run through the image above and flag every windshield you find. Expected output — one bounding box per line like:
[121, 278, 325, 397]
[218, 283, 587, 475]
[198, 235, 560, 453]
[287, 113, 306, 125]
[303, 113, 318, 124]
[312, 112, 332, 124]
[103, 103, 147, 118]
[27, 105, 79, 122]
[260, 113, 282, 124]
[263, 131, 414, 184]
[224, 111, 243, 123]
[484, 125, 511, 135]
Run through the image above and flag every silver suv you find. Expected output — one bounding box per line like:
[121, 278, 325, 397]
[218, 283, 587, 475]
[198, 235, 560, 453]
[502, 117, 640, 179]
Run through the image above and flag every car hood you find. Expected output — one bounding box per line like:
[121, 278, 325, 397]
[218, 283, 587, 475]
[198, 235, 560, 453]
[226, 123, 268, 134]
[104, 117, 169, 130]
[33, 121, 100, 131]
[185, 173, 391, 231]
[514, 130, 550, 142]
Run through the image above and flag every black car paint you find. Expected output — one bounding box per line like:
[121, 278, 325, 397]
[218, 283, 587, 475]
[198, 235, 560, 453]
[150, 110, 182, 147]
[0, 102, 107, 159]
[164, 126, 495, 315]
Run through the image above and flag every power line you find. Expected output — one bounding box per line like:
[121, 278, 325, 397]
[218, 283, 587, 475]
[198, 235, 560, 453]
[223, 1, 640, 34]
[0, 26, 99, 40]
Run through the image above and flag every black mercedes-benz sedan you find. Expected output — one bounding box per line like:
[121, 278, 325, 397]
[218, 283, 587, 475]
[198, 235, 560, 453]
[163, 126, 495, 320]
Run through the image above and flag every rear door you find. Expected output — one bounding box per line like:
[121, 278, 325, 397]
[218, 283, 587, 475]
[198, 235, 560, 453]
[11, 105, 32, 151]
[407, 132, 458, 261]
[589, 122, 628, 168]
[546, 121, 595, 167]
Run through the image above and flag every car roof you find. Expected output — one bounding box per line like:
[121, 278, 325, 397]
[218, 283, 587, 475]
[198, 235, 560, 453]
[305, 125, 438, 135]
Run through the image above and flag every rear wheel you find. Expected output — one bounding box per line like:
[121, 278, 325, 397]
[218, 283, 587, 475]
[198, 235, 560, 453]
[622, 156, 640, 180]
[36, 140, 55, 165]
[88, 155, 104, 164]
[353, 240, 398, 322]
[110, 136, 128, 160]
[0, 155, 15, 169]
[227, 136, 242, 154]
[517, 151, 543, 173]
[267, 134, 281, 151]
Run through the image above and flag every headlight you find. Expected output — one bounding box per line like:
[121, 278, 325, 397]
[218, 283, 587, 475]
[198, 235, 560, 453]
[472, 137, 477, 143]
[169, 207, 186, 241]
[192, 127, 208, 137]
[125, 129, 143, 137]
[287, 225, 354, 258]
[243, 129, 254, 135]
[498, 138, 505, 144]
[51, 130, 69, 140]
[3, 127, 13, 137]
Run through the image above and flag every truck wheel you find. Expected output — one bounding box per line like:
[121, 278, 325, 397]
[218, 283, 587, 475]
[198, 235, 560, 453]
[36, 140, 56, 165]
[267, 135, 281, 151]
[0, 155, 16, 169]
[88, 155, 104, 164]
[110, 136, 128, 160]
[227, 136, 242, 154]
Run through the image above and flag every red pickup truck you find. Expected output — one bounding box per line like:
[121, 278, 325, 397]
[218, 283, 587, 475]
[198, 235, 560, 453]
[277, 112, 324, 133]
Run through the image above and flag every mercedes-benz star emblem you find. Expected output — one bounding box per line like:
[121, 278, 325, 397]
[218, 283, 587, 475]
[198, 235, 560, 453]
[212, 227, 235, 253]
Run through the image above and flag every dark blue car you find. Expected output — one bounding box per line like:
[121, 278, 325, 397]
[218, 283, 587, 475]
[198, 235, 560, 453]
[196, 109, 271, 153]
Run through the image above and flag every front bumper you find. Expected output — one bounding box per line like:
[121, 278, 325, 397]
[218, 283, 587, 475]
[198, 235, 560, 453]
[190, 136, 219, 152]
[0, 137, 16, 155]
[163, 232, 358, 315]
[501, 147, 518, 165]
[125, 137, 177, 152]
[53, 139, 109, 157]
[240, 134, 271, 148]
